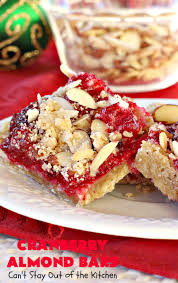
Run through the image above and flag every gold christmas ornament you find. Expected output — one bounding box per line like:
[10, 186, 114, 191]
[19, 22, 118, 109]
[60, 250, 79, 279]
[0, 0, 52, 70]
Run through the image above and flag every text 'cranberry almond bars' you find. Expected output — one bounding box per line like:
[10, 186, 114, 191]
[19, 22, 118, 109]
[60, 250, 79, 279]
[0, 72, 152, 206]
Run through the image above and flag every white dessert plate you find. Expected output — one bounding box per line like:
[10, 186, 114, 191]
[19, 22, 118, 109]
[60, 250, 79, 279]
[0, 98, 178, 239]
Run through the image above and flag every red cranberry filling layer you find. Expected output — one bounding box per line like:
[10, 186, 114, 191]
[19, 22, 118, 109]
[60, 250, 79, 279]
[1, 73, 151, 199]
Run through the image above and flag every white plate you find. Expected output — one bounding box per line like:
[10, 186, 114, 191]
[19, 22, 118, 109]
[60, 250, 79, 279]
[0, 98, 178, 239]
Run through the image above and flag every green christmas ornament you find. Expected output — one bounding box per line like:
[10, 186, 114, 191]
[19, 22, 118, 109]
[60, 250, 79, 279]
[0, 0, 52, 70]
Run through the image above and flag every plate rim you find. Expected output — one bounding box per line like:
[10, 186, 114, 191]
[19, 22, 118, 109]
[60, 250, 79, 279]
[1, 193, 178, 240]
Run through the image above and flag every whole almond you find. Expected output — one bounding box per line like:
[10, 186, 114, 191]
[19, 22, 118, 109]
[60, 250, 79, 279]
[153, 104, 178, 124]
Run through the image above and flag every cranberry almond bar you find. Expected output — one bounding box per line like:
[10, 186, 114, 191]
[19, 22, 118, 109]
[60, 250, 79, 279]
[0, 73, 152, 206]
[135, 105, 178, 200]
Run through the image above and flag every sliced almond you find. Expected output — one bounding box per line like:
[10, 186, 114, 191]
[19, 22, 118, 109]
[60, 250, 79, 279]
[126, 54, 142, 70]
[150, 24, 168, 37]
[153, 104, 178, 124]
[66, 80, 82, 90]
[27, 109, 39, 123]
[172, 141, 178, 157]
[71, 130, 91, 153]
[120, 30, 141, 51]
[66, 88, 97, 109]
[100, 90, 108, 98]
[91, 120, 109, 151]
[81, 53, 100, 69]
[51, 80, 81, 98]
[56, 152, 73, 167]
[96, 101, 109, 108]
[140, 57, 149, 68]
[108, 95, 128, 109]
[169, 153, 177, 160]
[109, 132, 122, 142]
[140, 46, 157, 58]
[72, 148, 95, 161]
[55, 118, 72, 130]
[52, 97, 74, 110]
[157, 124, 167, 131]
[123, 131, 133, 138]
[91, 132, 109, 152]
[88, 36, 109, 50]
[37, 93, 42, 104]
[60, 64, 76, 78]
[0, 120, 10, 134]
[57, 109, 79, 119]
[90, 142, 118, 176]
[159, 132, 168, 151]
[43, 99, 60, 112]
[169, 139, 174, 153]
[73, 114, 91, 131]
[91, 119, 107, 133]
[84, 28, 105, 37]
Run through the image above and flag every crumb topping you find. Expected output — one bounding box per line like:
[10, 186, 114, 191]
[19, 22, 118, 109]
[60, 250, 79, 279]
[148, 122, 178, 164]
[23, 78, 138, 178]
[1, 73, 151, 190]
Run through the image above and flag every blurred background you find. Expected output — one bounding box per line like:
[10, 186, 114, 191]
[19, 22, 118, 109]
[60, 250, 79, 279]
[0, 0, 178, 97]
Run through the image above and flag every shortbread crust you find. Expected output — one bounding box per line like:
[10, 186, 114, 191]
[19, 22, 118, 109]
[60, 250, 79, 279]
[135, 140, 178, 200]
[135, 121, 178, 200]
[0, 73, 152, 205]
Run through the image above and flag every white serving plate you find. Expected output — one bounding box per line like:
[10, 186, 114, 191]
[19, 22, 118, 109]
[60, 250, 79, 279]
[0, 98, 178, 239]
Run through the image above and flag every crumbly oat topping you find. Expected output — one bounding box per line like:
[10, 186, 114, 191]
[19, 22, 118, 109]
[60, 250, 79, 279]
[24, 79, 134, 179]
